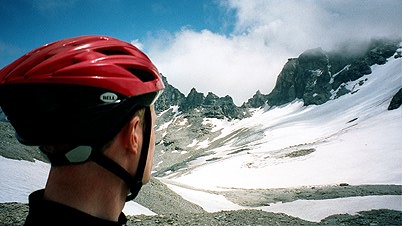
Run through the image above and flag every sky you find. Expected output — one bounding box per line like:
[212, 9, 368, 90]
[1, 0, 401, 105]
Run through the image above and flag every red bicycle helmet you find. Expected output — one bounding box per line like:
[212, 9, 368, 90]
[0, 35, 165, 201]
[0, 35, 164, 146]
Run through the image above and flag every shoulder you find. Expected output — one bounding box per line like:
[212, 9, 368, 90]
[25, 190, 127, 226]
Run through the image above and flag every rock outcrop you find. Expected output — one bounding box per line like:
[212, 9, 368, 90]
[250, 38, 401, 108]
[155, 77, 247, 119]
[388, 88, 402, 110]
[155, 75, 186, 113]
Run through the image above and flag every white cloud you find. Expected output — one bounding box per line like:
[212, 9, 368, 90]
[130, 39, 144, 51]
[228, 0, 402, 50]
[146, 0, 402, 105]
[148, 29, 288, 105]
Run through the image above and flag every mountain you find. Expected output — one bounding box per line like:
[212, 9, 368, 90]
[244, 38, 401, 107]
[155, 76, 249, 120]
[0, 38, 400, 169]
[154, 39, 401, 119]
[152, 38, 401, 177]
[154, 75, 186, 113]
[153, 38, 402, 197]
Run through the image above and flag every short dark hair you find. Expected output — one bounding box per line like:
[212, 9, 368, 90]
[41, 107, 147, 162]
[99, 107, 146, 153]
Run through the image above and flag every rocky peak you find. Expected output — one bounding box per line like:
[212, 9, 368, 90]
[243, 90, 269, 108]
[264, 38, 401, 107]
[155, 38, 401, 116]
[297, 47, 332, 105]
[330, 39, 400, 89]
[298, 47, 328, 68]
[181, 90, 247, 119]
[265, 48, 332, 107]
[154, 78, 246, 119]
[179, 88, 205, 112]
[203, 92, 219, 106]
[155, 75, 186, 113]
[203, 94, 245, 119]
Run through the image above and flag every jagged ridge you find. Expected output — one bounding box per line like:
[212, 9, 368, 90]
[154, 38, 401, 120]
[155, 76, 248, 119]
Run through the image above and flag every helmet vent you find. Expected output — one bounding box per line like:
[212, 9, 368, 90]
[96, 48, 130, 56]
[126, 68, 154, 82]
[44, 53, 55, 60]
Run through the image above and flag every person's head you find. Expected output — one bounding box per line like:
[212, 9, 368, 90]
[0, 35, 164, 200]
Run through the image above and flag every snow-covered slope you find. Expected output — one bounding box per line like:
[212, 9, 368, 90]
[155, 54, 402, 221]
[163, 56, 401, 190]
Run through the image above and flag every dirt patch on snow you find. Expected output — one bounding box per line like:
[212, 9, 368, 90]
[216, 184, 402, 207]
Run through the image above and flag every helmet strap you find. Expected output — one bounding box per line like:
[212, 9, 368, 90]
[91, 106, 152, 201]
[41, 106, 152, 201]
[127, 106, 152, 201]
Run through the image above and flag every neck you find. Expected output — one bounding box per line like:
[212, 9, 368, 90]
[44, 161, 128, 222]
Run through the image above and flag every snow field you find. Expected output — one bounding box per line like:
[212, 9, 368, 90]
[161, 56, 402, 220]
[167, 57, 402, 190]
[165, 184, 402, 222]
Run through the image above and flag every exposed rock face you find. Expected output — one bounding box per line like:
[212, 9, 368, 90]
[266, 48, 332, 106]
[388, 88, 402, 110]
[243, 90, 269, 108]
[329, 39, 400, 90]
[155, 75, 186, 113]
[300, 48, 333, 105]
[156, 39, 400, 117]
[179, 88, 205, 112]
[201, 92, 244, 119]
[156, 39, 400, 112]
[155, 77, 247, 119]
[262, 38, 401, 107]
[177, 89, 247, 119]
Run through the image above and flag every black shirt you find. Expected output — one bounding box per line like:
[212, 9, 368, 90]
[24, 190, 127, 226]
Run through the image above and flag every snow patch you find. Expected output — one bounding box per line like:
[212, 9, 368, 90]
[0, 157, 157, 216]
[165, 182, 402, 222]
[187, 139, 198, 148]
[166, 184, 244, 212]
[0, 157, 50, 203]
[260, 195, 402, 222]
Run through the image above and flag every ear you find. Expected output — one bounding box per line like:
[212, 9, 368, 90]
[125, 115, 143, 155]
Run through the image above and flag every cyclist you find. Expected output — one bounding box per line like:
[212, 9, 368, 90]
[0, 35, 164, 225]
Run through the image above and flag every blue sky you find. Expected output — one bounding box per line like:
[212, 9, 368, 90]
[1, 0, 234, 65]
[1, 0, 401, 104]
